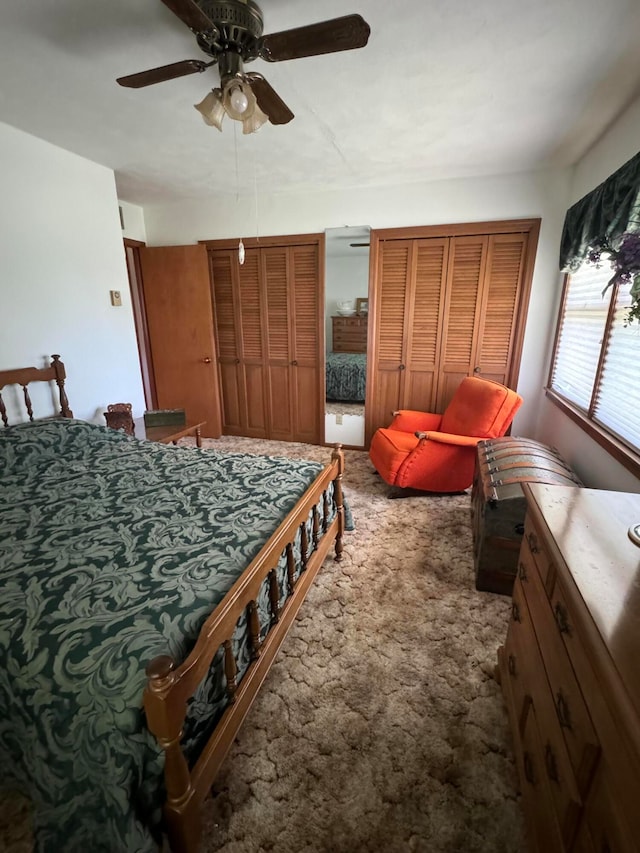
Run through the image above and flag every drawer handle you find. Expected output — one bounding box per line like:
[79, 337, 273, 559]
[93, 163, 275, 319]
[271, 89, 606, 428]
[511, 601, 521, 623]
[514, 523, 525, 535]
[527, 531, 539, 554]
[554, 602, 570, 635]
[556, 691, 572, 729]
[508, 654, 517, 677]
[518, 561, 527, 582]
[523, 751, 535, 785]
[545, 743, 559, 782]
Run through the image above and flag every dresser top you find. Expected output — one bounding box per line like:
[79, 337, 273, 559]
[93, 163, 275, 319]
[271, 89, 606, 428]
[524, 482, 640, 716]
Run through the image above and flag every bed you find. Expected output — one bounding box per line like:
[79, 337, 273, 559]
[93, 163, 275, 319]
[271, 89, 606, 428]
[0, 355, 348, 853]
[325, 352, 366, 403]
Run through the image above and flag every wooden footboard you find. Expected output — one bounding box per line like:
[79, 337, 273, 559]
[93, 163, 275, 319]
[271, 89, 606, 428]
[144, 444, 345, 853]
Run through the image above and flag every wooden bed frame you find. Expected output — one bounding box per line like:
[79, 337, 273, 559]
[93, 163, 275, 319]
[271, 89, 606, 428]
[0, 353, 73, 425]
[1, 354, 345, 853]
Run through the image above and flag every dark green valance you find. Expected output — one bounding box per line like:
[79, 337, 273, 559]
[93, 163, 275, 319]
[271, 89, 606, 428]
[559, 149, 640, 272]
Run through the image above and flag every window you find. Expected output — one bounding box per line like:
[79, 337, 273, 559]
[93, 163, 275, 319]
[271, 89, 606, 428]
[548, 257, 640, 467]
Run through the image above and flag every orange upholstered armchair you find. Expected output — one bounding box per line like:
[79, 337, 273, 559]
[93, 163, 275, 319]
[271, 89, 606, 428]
[369, 377, 523, 493]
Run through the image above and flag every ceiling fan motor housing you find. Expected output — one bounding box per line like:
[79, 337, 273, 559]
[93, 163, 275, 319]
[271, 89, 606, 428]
[196, 0, 264, 61]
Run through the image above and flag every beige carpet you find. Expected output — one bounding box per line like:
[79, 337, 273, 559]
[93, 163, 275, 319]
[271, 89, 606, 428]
[0, 436, 525, 853]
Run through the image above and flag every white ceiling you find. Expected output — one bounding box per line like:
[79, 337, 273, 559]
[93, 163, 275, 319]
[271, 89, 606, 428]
[1, 0, 639, 206]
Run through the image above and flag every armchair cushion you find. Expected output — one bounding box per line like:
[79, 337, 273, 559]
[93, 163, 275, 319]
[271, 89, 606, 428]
[368, 427, 420, 485]
[389, 410, 443, 433]
[440, 377, 520, 438]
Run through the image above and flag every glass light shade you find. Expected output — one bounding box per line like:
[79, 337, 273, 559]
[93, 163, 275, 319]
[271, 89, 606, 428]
[194, 89, 225, 131]
[242, 103, 270, 134]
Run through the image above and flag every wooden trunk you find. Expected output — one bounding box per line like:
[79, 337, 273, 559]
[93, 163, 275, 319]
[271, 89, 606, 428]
[471, 437, 582, 595]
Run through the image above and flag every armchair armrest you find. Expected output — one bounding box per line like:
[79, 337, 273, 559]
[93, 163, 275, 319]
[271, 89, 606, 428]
[414, 430, 485, 447]
[390, 409, 442, 433]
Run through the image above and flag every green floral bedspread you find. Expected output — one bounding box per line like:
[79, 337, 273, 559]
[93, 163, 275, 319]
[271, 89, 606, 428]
[0, 420, 342, 851]
[325, 352, 366, 402]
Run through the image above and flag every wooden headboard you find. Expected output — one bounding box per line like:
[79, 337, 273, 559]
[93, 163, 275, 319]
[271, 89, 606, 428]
[0, 354, 73, 427]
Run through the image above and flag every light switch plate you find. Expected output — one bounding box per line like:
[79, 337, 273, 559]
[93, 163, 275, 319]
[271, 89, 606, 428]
[110, 290, 122, 306]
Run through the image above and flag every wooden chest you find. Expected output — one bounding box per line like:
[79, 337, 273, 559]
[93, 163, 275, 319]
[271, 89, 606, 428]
[471, 437, 582, 595]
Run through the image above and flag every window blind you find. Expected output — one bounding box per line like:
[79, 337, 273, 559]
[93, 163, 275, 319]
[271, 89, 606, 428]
[550, 258, 640, 459]
[593, 279, 640, 450]
[551, 262, 611, 410]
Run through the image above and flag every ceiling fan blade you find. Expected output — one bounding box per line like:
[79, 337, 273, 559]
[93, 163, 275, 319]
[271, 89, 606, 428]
[259, 14, 370, 62]
[247, 74, 294, 125]
[160, 0, 217, 33]
[117, 59, 211, 88]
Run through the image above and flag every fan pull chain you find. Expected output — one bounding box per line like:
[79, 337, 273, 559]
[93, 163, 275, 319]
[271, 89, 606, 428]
[234, 122, 245, 264]
[254, 149, 260, 243]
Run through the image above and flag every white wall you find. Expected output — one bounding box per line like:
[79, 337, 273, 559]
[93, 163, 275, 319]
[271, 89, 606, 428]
[0, 122, 145, 423]
[535, 94, 640, 491]
[143, 167, 572, 438]
[119, 200, 147, 244]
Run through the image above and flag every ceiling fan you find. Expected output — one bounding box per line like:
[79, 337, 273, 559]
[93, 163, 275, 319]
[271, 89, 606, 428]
[117, 0, 371, 133]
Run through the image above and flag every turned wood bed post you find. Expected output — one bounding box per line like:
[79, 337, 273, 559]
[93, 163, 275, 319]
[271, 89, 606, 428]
[51, 354, 73, 418]
[331, 443, 345, 562]
[145, 655, 199, 853]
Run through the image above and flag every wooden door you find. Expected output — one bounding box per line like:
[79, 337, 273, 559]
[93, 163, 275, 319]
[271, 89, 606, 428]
[435, 236, 488, 411]
[263, 246, 294, 441]
[369, 240, 412, 433]
[403, 238, 449, 411]
[369, 238, 449, 434]
[289, 243, 322, 444]
[139, 245, 222, 438]
[473, 232, 529, 388]
[209, 235, 323, 444]
[210, 249, 268, 438]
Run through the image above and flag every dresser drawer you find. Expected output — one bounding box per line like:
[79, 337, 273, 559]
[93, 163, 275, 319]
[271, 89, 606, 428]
[519, 538, 600, 795]
[518, 701, 564, 853]
[510, 571, 583, 847]
[583, 763, 638, 853]
[523, 515, 556, 592]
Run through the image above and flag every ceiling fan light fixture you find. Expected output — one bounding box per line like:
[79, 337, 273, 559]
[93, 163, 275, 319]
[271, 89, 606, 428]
[242, 102, 270, 134]
[223, 79, 256, 121]
[194, 88, 225, 130]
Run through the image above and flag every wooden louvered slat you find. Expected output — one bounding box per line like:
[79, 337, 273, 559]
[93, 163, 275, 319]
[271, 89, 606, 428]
[478, 235, 526, 368]
[238, 251, 262, 360]
[377, 243, 410, 363]
[210, 252, 238, 359]
[292, 245, 319, 362]
[263, 248, 290, 361]
[442, 238, 485, 364]
[408, 239, 447, 365]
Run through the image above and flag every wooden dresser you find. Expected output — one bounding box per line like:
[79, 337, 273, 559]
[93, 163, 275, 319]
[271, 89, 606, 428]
[331, 315, 368, 353]
[497, 483, 640, 852]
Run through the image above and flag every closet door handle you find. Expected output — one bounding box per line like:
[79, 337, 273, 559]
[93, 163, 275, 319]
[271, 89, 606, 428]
[291, 360, 298, 366]
[474, 366, 481, 373]
[399, 364, 405, 371]
[201, 357, 212, 364]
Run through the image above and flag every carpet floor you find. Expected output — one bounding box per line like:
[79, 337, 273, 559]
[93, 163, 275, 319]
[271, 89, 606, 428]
[0, 436, 525, 853]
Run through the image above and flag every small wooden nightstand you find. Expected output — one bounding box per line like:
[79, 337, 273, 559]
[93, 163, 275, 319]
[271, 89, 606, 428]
[133, 418, 205, 448]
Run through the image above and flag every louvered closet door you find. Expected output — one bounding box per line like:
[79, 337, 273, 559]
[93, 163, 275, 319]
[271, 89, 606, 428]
[289, 244, 321, 444]
[403, 238, 449, 411]
[371, 239, 449, 434]
[262, 247, 294, 441]
[211, 248, 268, 437]
[370, 240, 412, 432]
[473, 233, 528, 387]
[436, 236, 488, 411]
